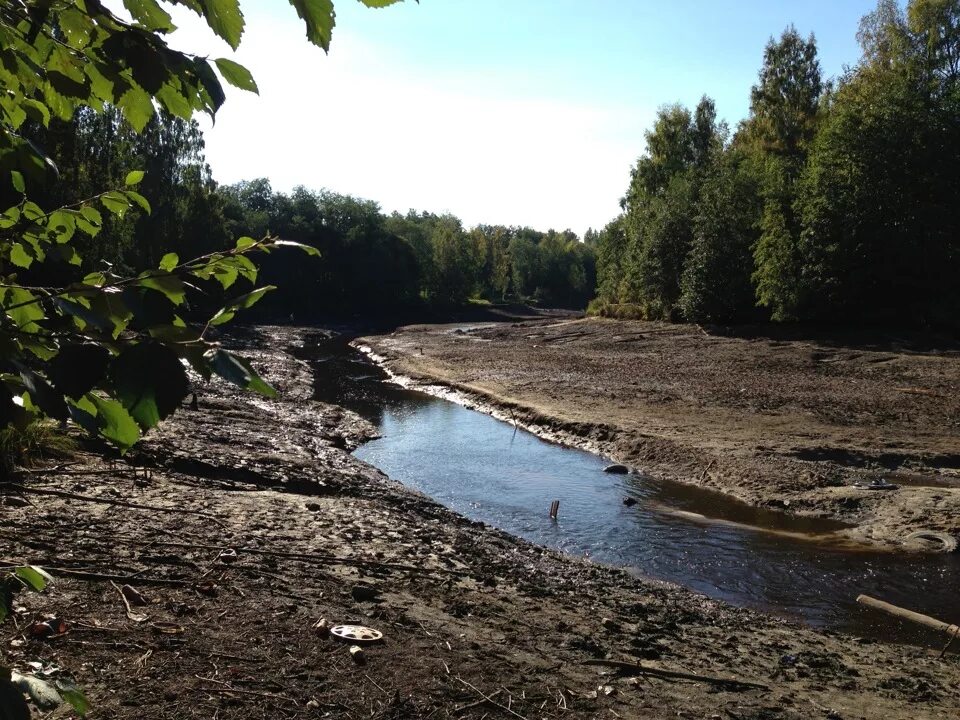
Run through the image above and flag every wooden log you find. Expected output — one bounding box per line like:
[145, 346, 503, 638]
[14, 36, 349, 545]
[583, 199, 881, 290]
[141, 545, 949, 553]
[856, 594, 960, 636]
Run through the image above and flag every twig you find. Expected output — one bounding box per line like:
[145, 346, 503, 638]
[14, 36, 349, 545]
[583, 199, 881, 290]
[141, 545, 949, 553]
[10, 565, 190, 587]
[455, 677, 527, 720]
[109, 580, 149, 622]
[454, 689, 502, 715]
[2, 482, 227, 526]
[582, 659, 768, 690]
[939, 627, 959, 659]
[364, 674, 388, 696]
[195, 675, 296, 704]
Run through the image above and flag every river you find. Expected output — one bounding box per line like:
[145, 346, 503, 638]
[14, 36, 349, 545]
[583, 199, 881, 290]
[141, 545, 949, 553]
[303, 334, 959, 644]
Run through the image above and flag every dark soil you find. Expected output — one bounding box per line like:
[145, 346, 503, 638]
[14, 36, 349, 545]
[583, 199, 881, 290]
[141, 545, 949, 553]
[2, 325, 959, 719]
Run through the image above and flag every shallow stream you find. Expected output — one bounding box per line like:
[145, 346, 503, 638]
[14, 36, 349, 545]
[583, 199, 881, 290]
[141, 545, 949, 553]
[303, 336, 959, 643]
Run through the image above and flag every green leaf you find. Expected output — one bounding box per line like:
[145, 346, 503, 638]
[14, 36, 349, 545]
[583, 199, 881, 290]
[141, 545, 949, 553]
[124, 190, 151, 213]
[68, 395, 99, 436]
[125, 170, 145, 186]
[47, 343, 112, 398]
[159, 253, 179, 271]
[10, 170, 25, 193]
[3, 288, 44, 331]
[192, 58, 227, 115]
[88, 292, 133, 338]
[273, 239, 320, 256]
[214, 58, 258, 93]
[123, 0, 175, 31]
[14, 566, 53, 592]
[52, 297, 107, 332]
[235, 236, 256, 250]
[77, 204, 104, 236]
[200, 0, 246, 50]
[359, 0, 404, 6]
[48, 210, 77, 243]
[19, 369, 69, 422]
[117, 82, 155, 132]
[21, 99, 52, 127]
[79, 205, 103, 226]
[101, 191, 131, 216]
[55, 680, 90, 717]
[138, 273, 186, 305]
[205, 349, 277, 398]
[89, 395, 141, 451]
[209, 285, 275, 326]
[287, 0, 336, 50]
[156, 81, 194, 119]
[10, 243, 32, 269]
[0, 207, 20, 229]
[235, 254, 258, 283]
[111, 343, 189, 430]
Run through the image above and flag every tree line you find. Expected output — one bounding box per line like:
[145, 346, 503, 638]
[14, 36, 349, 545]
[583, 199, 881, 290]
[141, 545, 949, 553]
[220, 181, 597, 315]
[593, 0, 960, 327]
[16, 111, 597, 318]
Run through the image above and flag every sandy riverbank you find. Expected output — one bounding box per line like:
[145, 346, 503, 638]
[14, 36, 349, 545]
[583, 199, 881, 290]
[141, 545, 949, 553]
[360, 317, 960, 552]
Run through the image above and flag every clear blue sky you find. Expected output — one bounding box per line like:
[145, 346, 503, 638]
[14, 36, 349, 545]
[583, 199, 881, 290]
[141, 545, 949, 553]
[169, 0, 881, 235]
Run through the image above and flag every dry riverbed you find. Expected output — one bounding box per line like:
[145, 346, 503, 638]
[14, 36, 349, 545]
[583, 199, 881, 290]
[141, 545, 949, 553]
[360, 317, 960, 552]
[2, 325, 959, 719]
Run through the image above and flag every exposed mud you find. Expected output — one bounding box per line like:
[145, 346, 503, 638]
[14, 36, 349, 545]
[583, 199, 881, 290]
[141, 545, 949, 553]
[3, 325, 959, 719]
[359, 318, 960, 552]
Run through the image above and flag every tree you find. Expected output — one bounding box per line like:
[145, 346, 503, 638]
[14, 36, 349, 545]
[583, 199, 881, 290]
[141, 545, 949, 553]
[747, 26, 826, 319]
[793, 0, 960, 325]
[747, 26, 825, 159]
[430, 214, 475, 304]
[680, 150, 762, 323]
[0, 0, 403, 451]
[608, 96, 724, 319]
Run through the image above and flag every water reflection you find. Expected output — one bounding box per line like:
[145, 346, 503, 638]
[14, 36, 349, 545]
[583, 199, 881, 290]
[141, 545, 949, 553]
[299, 336, 960, 644]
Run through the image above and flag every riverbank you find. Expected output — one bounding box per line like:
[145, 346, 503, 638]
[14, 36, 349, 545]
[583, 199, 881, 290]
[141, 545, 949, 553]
[3, 325, 959, 719]
[359, 317, 960, 552]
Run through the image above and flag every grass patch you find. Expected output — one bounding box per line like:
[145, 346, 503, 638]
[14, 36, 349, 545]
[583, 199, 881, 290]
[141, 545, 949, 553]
[586, 299, 649, 320]
[0, 422, 78, 481]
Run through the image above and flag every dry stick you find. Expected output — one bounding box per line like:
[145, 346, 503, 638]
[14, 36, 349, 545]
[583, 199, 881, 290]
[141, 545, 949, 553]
[454, 689, 502, 716]
[939, 628, 959, 659]
[3, 483, 227, 527]
[455, 677, 528, 720]
[109, 580, 149, 622]
[194, 675, 296, 704]
[582, 660, 768, 690]
[20, 566, 190, 587]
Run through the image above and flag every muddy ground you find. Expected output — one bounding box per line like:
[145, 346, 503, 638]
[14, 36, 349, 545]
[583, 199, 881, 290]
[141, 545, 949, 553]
[360, 318, 960, 552]
[2, 325, 959, 719]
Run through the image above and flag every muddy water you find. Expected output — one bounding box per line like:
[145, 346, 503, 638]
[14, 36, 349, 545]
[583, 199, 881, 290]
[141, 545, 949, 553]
[304, 338, 960, 642]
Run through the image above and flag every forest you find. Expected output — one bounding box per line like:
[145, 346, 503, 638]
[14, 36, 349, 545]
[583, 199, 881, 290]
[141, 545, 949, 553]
[12, 107, 597, 317]
[593, 0, 960, 327]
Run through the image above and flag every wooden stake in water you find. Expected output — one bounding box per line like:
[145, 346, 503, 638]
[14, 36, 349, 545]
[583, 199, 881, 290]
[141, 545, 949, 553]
[549, 499, 559, 520]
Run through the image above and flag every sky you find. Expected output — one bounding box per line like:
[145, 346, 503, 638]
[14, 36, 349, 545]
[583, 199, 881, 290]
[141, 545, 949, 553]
[164, 0, 881, 236]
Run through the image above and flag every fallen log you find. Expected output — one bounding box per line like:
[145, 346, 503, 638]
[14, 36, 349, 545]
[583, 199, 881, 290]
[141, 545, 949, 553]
[856, 594, 960, 636]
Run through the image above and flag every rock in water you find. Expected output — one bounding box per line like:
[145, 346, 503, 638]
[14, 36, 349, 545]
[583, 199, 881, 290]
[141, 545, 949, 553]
[604, 464, 629, 474]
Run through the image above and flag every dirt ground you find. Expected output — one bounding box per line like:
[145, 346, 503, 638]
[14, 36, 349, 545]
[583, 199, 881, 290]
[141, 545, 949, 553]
[2, 325, 960, 720]
[360, 317, 960, 552]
